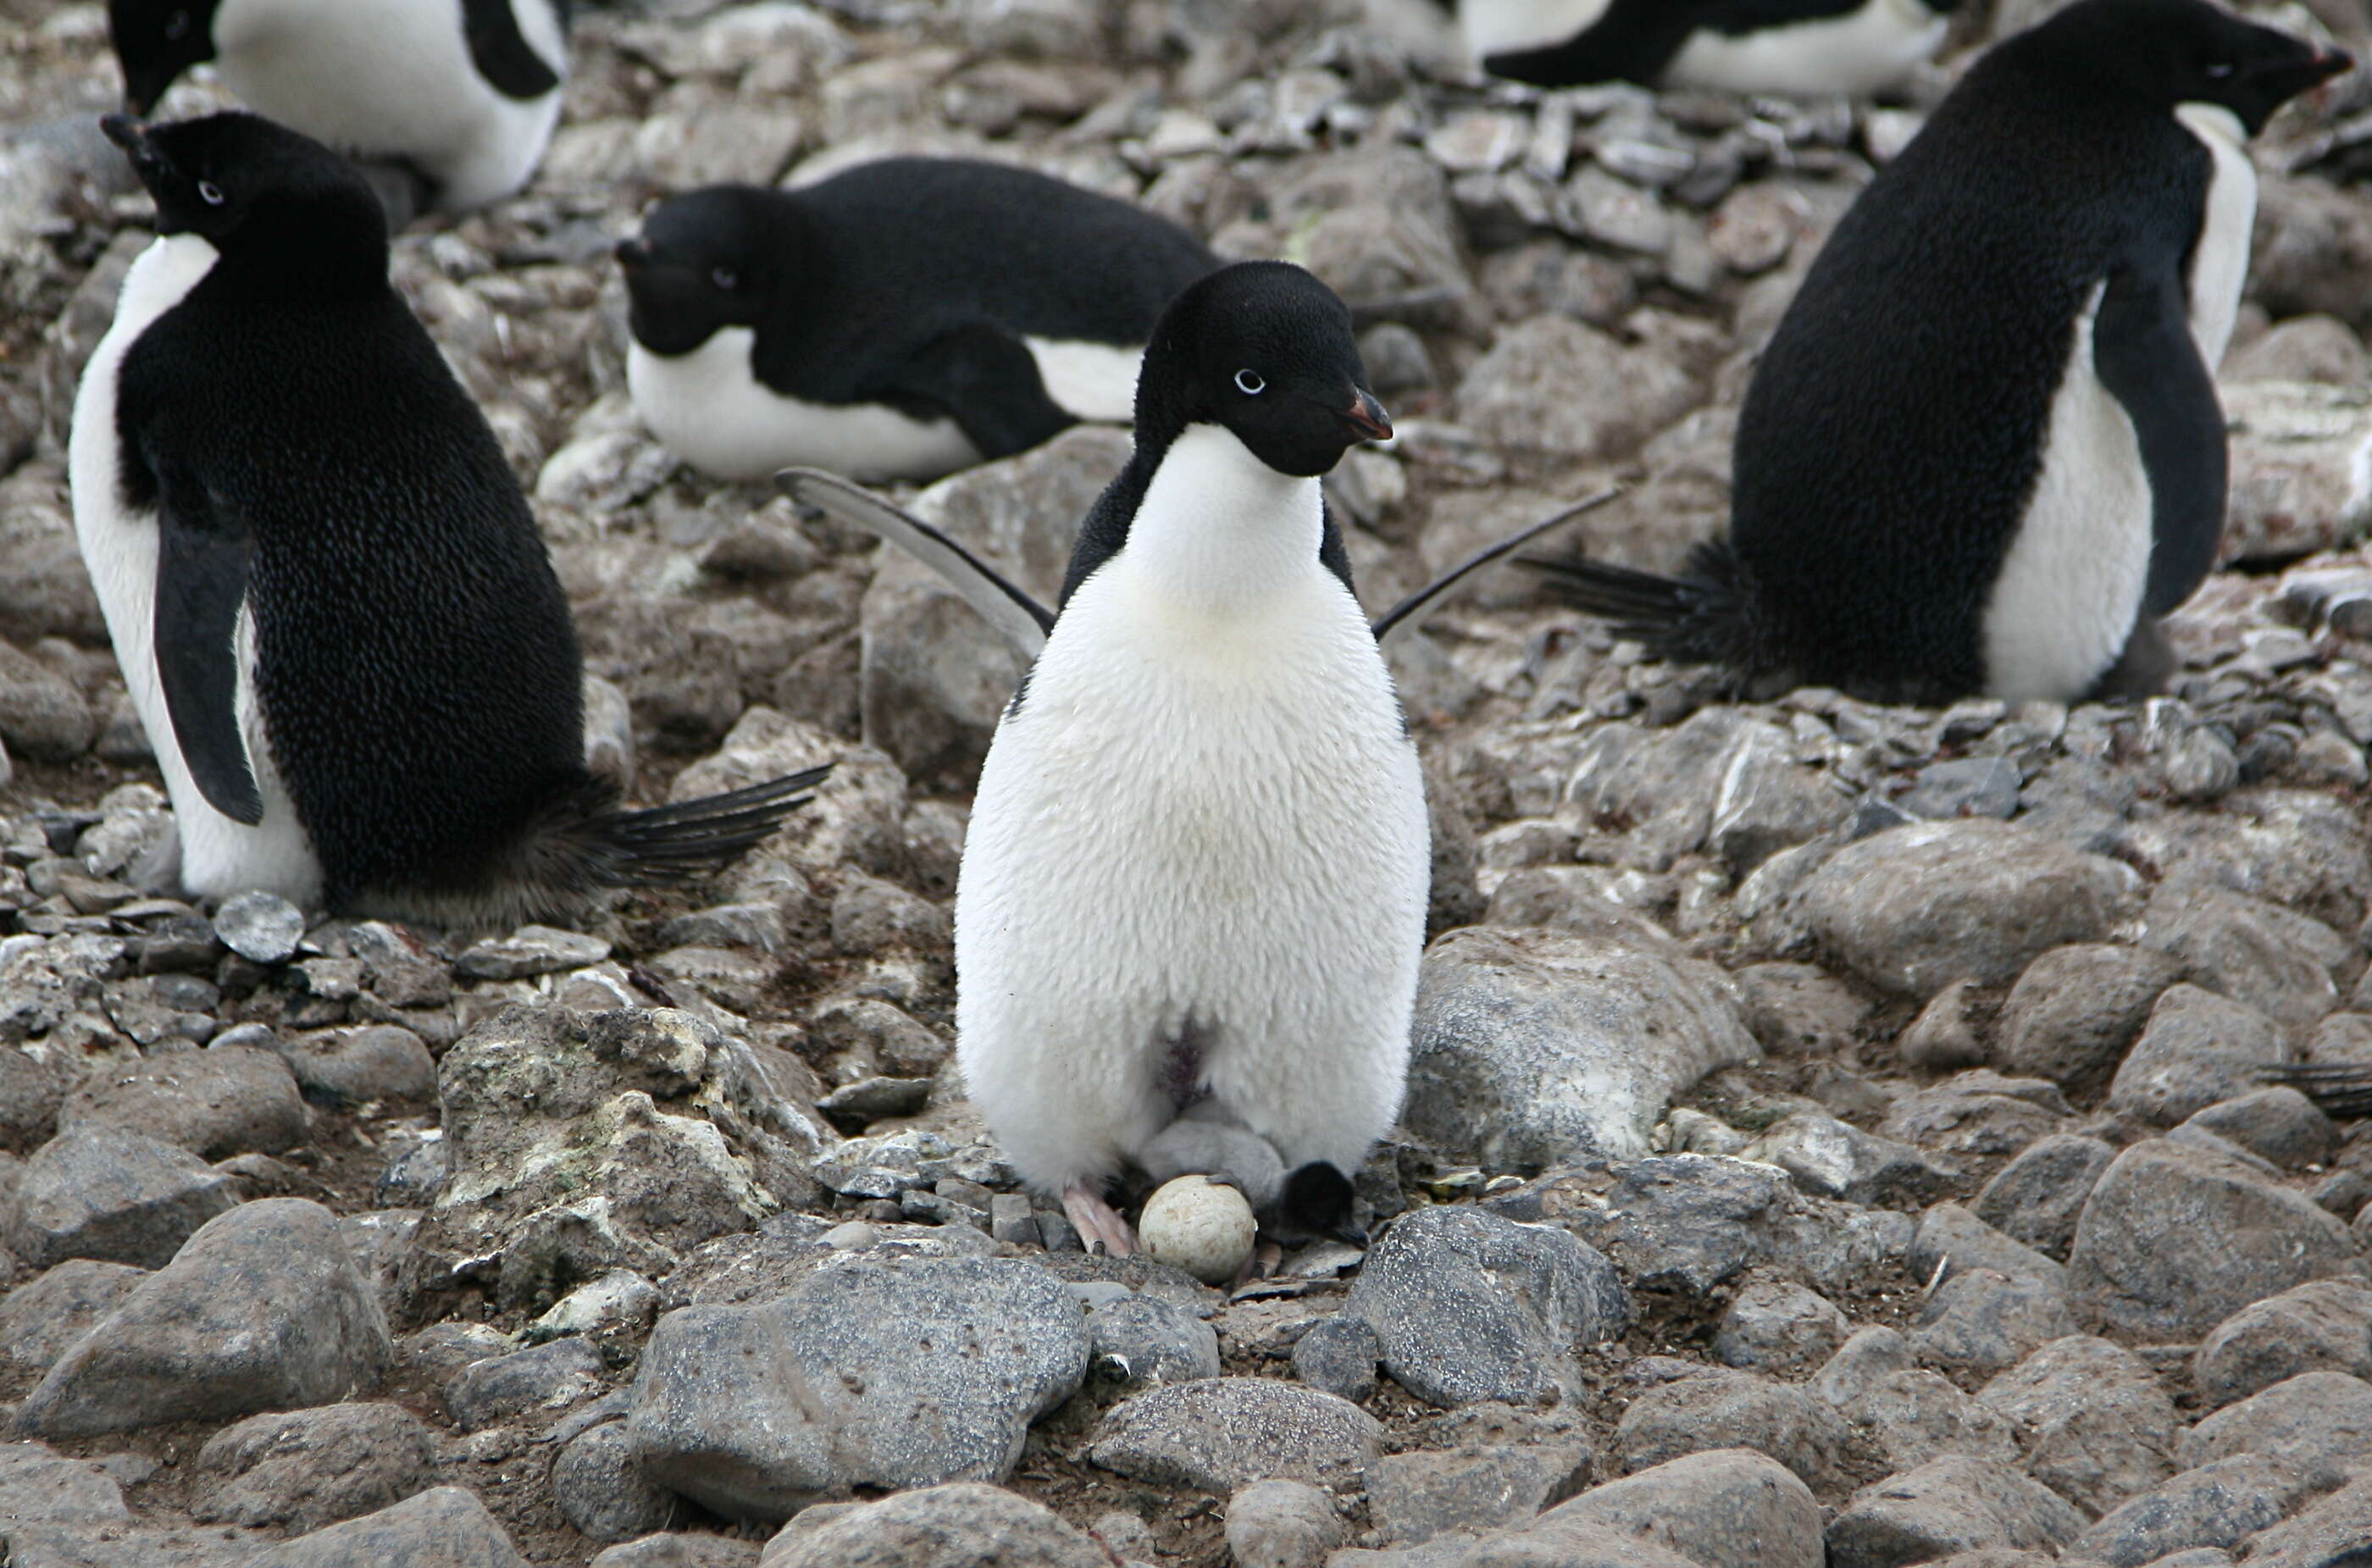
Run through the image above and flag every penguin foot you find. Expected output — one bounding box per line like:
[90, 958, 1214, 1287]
[1233, 1238, 1285, 1287]
[1062, 1184, 1138, 1257]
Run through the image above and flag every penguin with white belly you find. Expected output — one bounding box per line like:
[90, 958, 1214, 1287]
[1471, 0, 1959, 97]
[616, 161, 1222, 485]
[781, 263, 1616, 1257]
[1529, 0, 2350, 706]
[71, 112, 825, 925]
[107, 0, 567, 213]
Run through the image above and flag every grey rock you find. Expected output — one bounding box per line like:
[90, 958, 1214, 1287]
[2066, 1139, 2363, 1341]
[1910, 1202, 2064, 1291]
[1740, 1110, 1957, 1210]
[3, 1129, 237, 1270]
[0, 638, 93, 761]
[212, 891, 305, 964]
[1540, 1448, 1821, 1568]
[1711, 1279, 1851, 1374]
[1790, 820, 2138, 999]
[2220, 380, 2372, 563]
[1879, 1072, 2069, 1161]
[191, 1402, 437, 1531]
[627, 1257, 1089, 1520]
[59, 1045, 307, 1159]
[2193, 1279, 2372, 1410]
[1451, 313, 1700, 461]
[589, 1537, 758, 1568]
[1898, 982, 1988, 1072]
[1844, 1369, 2022, 1472]
[829, 872, 950, 956]
[1083, 1292, 1221, 1388]
[0, 1259, 147, 1373]
[1899, 756, 2022, 821]
[2065, 1453, 2321, 1568]
[1733, 962, 1872, 1058]
[2238, 1472, 2372, 1568]
[1912, 1270, 2081, 1377]
[1089, 1377, 1382, 1493]
[1227, 1478, 1344, 1568]
[1344, 1205, 1628, 1408]
[14, 1199, 393, 1438]
[1811, 1326, 1916, 1409]
[1404, 925, 1756, 1172]
[244, 1486, 527, 1568]
[1826, 1456, 2088, 1568]
[1290, 1314, 1380, 1402]
[446, 1333, 607, 1432]
[1366, 1444, 1591, 1545]
[761, 1482, 1105, 1568]
[1978, 1337, 2178, 1515]
[0, 1045, 67, 1152]
[2109, 985, 2292, 1128]
[2178, 1369, 2372, 1473]
[553, 1421, 677, 1545]
[528, 1268, 663, 1344]
[454, 925, 612, 981]
[1974, 1135, 2116, 1261]
[0, 1441, 130, 1525]
[274, 1026, 438, 1107]
[2179, 1088, 2338, 1172]
[2139, 884, 2348, 1030]
[2224, 313, 2370, 384]
[1610, 1367, 1850, 1489]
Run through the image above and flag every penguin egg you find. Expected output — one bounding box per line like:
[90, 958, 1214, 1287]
[1139, 1175, 1256, 1284]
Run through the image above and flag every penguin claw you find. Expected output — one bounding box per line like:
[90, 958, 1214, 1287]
[1061, 1184, 1138, 1258]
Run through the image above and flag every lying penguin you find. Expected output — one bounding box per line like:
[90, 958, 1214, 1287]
[71, 112, 824, 925]
[618, 161, 1222, 485]
[784, 263, 1612, 1255]
[1470, 0, 1959, 96]
[106, 0, 567, 214]
[1530, 0, 2349, 706]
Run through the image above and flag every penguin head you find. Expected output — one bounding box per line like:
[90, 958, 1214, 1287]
[107, 0, 222, 118]
[1134, 261, 1390, 479]
[102, 112, 389, 279]
[617, 186, 787, 357]
[1276, 1161, 1365, 1249]
[2033, 0, 2351, 136]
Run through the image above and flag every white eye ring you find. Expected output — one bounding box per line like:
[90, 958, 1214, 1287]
[2204, 62, 2234, 78]
[711, 266, 737, 290]
[1234, 369, 1266, 396]
[197, 180, 224, 206]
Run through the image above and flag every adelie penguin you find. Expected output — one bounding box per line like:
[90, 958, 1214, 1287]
[1469, 0, 1959, 96]
[70, 111, 826, 926]
[616, 160, 1221, 485]
[1532, 0, 2350, 707]
[784, 263, 1613, 1258]
[106, 0, 567, 214]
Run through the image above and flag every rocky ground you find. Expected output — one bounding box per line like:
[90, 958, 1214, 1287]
[8, 0, 2372, 1564]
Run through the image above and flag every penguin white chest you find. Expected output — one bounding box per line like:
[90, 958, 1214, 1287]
[1668, 0, 1947, 97]
[69, 235, 323, 906]
[2174, 102, 2258, 371]
[1460, 0, 1612, 61]
[954, 426, 1427, 1196]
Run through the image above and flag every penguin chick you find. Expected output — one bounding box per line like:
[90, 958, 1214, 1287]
[616, 162, 1219, 484]
[1141, 1101, 1367, 1249]
[1473, 0, 1958, 97]
[70, 111, 824, 927]
[107, 0, 567, 213]
[1528, 0, 2349, 707]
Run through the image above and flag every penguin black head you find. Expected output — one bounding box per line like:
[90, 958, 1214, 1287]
[108, 0, 222, 117]
[1134, 261, 1390, 479]
[1277, 1161, 1364, 1248]
[102, 111, 389, 281]
[2025, 0, 2351, 136]
[617, 186, 790, 357]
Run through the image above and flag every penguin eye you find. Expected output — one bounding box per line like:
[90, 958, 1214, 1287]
[164, 8, 190, 39]
[1233, 369, 1266, 396]
[2203, 62, 2234, 79]
[197, 180, 224, 206]
[711, 267, 737, 290]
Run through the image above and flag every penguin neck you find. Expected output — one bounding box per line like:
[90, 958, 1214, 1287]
[1123, 423, 1326, 618]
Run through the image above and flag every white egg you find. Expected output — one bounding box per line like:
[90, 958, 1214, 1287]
[1139, 1174, 1257, 1284]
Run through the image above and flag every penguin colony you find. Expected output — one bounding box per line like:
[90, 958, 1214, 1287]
[70, 0, 2350, 1258]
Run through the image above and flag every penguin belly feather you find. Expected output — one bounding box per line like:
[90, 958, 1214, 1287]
[955, 428, 1427, 1202]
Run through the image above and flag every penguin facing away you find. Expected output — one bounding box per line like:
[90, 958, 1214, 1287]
[783, 264, 1615, 1257]
[1472, 0, 1958, 97]
[70, 111, 825, 927]
[616, 161, 1222, 485]
[106, 0, 567, 212]
[1530, 0, 2349, 707]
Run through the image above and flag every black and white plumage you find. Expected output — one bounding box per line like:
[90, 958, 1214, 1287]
[1471, 0, 1957, 96]
[1531, 0, 2349, 707]
[70, 112, 823, 925]
[616, 161, 1221, 485]
[106, 0, 567, 212]
[782, 263, 1612, 1257]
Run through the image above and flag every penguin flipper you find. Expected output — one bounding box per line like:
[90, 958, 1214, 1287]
[150, 453, 264, 826]
[1369, 485, 1622, 642]
[777, 468, 1054, 657]
[879, 323, 1075, 463]
[461, 0, 563, 100]
[2092, 263, 2229, 618]
[1481, 3, 1688, 86]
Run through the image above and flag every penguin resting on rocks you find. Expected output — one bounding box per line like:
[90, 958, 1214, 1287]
[106, 0, 568, 213]
[618, 162, 1221, 485]
[783, 263, 1614, 1256]
[1471, 0, 1958, 97]
[71, 112, 826, 926]
[1529, 0, 2349, 706]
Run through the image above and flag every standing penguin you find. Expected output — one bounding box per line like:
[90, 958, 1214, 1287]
[616, 162, 1221, 485]
[106, 0, 567, 213]
[1471, 0, 1959, 96]
[1531, 0, 2349, 706]
[71, 111, 823, 925]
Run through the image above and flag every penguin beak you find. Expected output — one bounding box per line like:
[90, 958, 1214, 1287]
[100, 114, 163, 175]
[1324, 1218, 1368, 1249]
[1341, 388, 1392, 443]
[614, 236, 651, 270]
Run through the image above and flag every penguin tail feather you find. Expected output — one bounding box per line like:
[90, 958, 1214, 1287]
[527, 765, 834, 897]
[2261, 1061, 2372, 1121]
[1520, 540, 1760, 668]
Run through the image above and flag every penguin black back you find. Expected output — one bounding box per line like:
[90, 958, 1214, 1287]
[1480, 0, 1955, 93]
